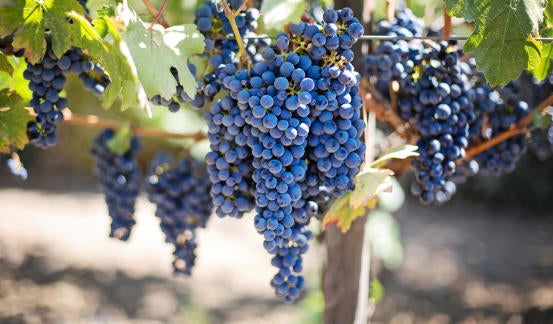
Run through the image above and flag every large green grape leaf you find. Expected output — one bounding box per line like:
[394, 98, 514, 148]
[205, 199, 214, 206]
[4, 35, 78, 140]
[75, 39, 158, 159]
[65, 13, 144, 110]
[122, 9, 204, 100]
[445, 0, 545, 85]
[0, 0, 144, 110]
[0, 89, 33, 153]
[0, 0, 85, 63]
[260, 0, 306, 32]
[443, 0, 481, 23]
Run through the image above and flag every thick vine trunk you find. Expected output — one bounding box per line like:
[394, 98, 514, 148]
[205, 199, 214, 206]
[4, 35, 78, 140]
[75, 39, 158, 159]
[323, 0, 369, 323]
[323, 216, 367, 324]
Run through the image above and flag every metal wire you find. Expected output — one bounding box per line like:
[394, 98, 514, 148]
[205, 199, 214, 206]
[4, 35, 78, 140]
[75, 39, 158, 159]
[233, 35, 553, 42]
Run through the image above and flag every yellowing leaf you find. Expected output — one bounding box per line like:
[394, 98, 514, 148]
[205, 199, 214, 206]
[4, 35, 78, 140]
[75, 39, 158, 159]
[370, 144, 418, 168]
[322, 192, 366, 233]
[349, 168, 394, 210]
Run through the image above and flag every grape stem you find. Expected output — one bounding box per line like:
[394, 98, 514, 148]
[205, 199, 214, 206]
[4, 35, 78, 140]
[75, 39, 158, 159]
[61, 110, 206, 141]
[359, 79, 416, 141]
[220, 0, 251, 66]
[143, 0, 170, 28]
[461, 93, 553, 162]
[386, 0, 395, 23]
[443, 8, 452, 37]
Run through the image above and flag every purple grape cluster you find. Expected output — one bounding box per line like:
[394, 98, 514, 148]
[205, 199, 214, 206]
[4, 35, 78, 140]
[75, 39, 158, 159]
[466, 73, 529, 176]
[24, 44, 110, 148]
[364, 9, 425, 100]
[363, 10, 536, 203]
[204, 93, 256, 218]
[392, 42, 475, 204]
[146, 153, 213, 275]
[90, 129, 141, 241]
[203, 7, 365, 302]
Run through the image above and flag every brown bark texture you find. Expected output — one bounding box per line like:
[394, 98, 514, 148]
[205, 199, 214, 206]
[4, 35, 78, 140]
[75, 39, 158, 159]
[323, 215, 367, 324]
[323, 0, 369, 323]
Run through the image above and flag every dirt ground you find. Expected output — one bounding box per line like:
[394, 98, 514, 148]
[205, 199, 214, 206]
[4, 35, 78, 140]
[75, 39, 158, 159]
[0, 188, 552, 323]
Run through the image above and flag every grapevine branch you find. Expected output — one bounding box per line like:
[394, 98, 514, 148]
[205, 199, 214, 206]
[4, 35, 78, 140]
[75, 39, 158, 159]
[142, 0, 170, 28]
[443, 8, 452, 38]
[359, 79, 415, 140]
[62, 111, 206, 141]
[461, 93, 553, 162]
[220, 0, 251, 66]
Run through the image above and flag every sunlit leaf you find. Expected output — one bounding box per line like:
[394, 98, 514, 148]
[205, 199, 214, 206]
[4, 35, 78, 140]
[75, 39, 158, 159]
[123, 9, 204, 100]
[456, 0, 544, 85]
[349, 168, 394, 210]
[322, 192, 366, 233]
[370, 144, 419, 167]
[0, 0, 144, 110]
[0, 89, 33, 153]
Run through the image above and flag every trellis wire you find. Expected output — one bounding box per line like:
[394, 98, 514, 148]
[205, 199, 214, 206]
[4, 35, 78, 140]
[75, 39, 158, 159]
[232, 35, 553, 42]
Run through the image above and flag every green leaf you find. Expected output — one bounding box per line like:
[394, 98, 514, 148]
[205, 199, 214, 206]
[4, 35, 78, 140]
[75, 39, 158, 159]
[526, 36, 543, 71]
[0, 0, 86, 63]
[65, 13, 144, 110]
[545, 0, 553, 28]
[260, 0, 306, 32]
[322, 192, 366, 233]
[123, 10, 205, 100]
[370, 144, 419, 167]
[0, 0, 145, 110]
[443, 0, 480, 23]
[369, 278, 385, 304]
[349, 168, 394, 210]
[0, 56, 32, 100]
[462, 0, 544, 85]
[97, 5, 116, 17]
[106, 125, 132, 155]
[0, 53, 13, 75]
[0, 89, 33, 153]
[530, 28, 553, 80]
[367, 210, 403, 270]
[91, 17, 109, 38]
[532, 107, 553, 130]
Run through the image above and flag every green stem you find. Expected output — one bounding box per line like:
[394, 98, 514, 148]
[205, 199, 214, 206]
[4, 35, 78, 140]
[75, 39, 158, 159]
[220, 0, 250, 66]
